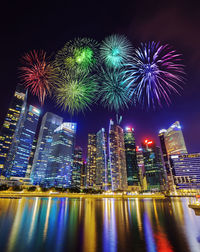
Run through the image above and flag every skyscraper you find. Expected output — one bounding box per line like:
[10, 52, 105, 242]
[72, 146, 83, 188]
[142, 139, 166, 191]
[96, 128, 108, 190]
[136, 146, 147, 191]
[86, 134, 96, 188]
[45, 122, 77, 188]
[163, 121, 187, 155]
[171, 153, 200, 190]
[31, 112, 63, 185]
[124, 127, 139, 189]
[4, 105, 40, 178]
[0, 85, 27, 175]
[108, 119, 127, 191]
[26, 138, 37, 178]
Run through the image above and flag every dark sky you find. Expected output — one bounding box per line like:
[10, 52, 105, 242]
[1, 0, 200, 156]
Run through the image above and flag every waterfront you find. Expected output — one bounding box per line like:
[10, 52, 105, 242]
[0, 197, 200, 252]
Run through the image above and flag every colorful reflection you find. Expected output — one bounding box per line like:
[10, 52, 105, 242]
[0, 197, 199, 252]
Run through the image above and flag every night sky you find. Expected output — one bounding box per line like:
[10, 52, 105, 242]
[1, 0, 200, 156]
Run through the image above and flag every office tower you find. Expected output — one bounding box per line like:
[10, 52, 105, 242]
[86, 134, 96, 188]
[142, 139, 165, 191]
[136, 146, 147, 191]
[0, 86, 27, 175]
[96, 128, 108, 190]
[158, 129, 174, 190]
[72, 146, 83, 188]
[163, 121, 187, 155]
[45, 122, 77, 188]
[31, 112, 63, 185]
[26, 138, 37, 178]
[108, 119, 127, 191]
[81, 160, 87, 188]
[4, 105, 40, 178]
[124, 127, 139, 189]
[170, 153, 200, 190]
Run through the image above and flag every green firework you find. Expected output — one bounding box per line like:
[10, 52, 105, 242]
[55, 38, 99, 74]
[54, 74, 98, 114]
[100, 34, 133, 68]
[97, 67, 133, 111]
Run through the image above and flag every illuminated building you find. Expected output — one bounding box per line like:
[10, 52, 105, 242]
[136, 146, 147, 190]
[158, 129, 174, 190]
[142, 139, 165, 191]
[31, 112, 63, 185]
[45, 122, 77, 188]
[171, 153, 200, 189]
[124, 127, 139, 188]
[26, 138, 37, 178]
[86, 134, 96, 188]
[4, 105, 40, 178]
[72, 146, 83, 188]
[163, 121, 187, 155]
[0, 85, 27, 175]
[81, 161, 87, 188]
[108, 119, 127, 191]
[96, 128, 108, 190]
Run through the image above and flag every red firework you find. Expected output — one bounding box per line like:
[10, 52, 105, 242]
[20, 50, 55, 104]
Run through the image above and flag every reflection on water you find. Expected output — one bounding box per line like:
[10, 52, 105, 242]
[0, 197, 200, 252]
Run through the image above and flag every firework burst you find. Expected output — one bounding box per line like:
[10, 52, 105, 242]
[20, 50, 56, 104]
[54, 73, 98, 114]
[55, 38, 99, 74]
[124, 41, 185, 108]
[100, 34, 133, 69]
[97, 67, 133, 111]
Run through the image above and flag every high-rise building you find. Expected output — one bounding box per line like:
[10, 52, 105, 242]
[45, 122, 77, 188]
[81, 161, 87, 188]
[96, 128, 108, 190]
[142, 139, 166, 191]
[26, 138, 37, 178]
[31, 112, 63, 185]
[0, 85, 27, 175]
[163, 121, 187, 155]
[136, 146, 147, 191]
[124, 127, 139, 188]
[72, 146, 83, 188]
[108, 119, 127, 191]
[170, 153, 200, 190]
[158, 129, 174, 190]
[4, 105, 40, 178]
[86, 134, 96, 188]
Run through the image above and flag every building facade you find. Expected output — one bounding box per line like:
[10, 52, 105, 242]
[96, 128, 108, 190]
[171, 153, 200, 189]
[86, 134, 97, 188]
[108, 119, 127, 191]
[124, 127, 139, 188]
[31, 112, 63, 185]
[45, 122, 77, 188]
[0, 86, 27, 175]
[3, 105, 40, 178]
[142, 140, 165, 191]
[72, 146, 83, 188]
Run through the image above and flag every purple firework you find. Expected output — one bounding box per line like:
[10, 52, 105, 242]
[124, 41, 185, 108]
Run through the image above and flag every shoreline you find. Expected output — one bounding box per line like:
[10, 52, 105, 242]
[0, 192, 166, 199]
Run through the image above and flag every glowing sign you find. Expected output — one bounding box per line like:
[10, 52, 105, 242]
[144, 139, 153, 145]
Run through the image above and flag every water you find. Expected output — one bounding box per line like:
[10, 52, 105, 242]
[0, 197, 200, 252]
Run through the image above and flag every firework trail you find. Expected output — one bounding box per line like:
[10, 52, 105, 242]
[20, 50, 56, 104]
[100, 34, 133, 69]
[124, 41, 185, 108]
[54, 73, 98, 115]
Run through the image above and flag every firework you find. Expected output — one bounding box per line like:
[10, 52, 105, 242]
[97, 67, 133, 111]
[20, 50, 56, 104]
[54, 74, 98, 114]
[124, 41, 185, 107]
[100, 34, 133, 68]
[55, 38, 99, 74]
